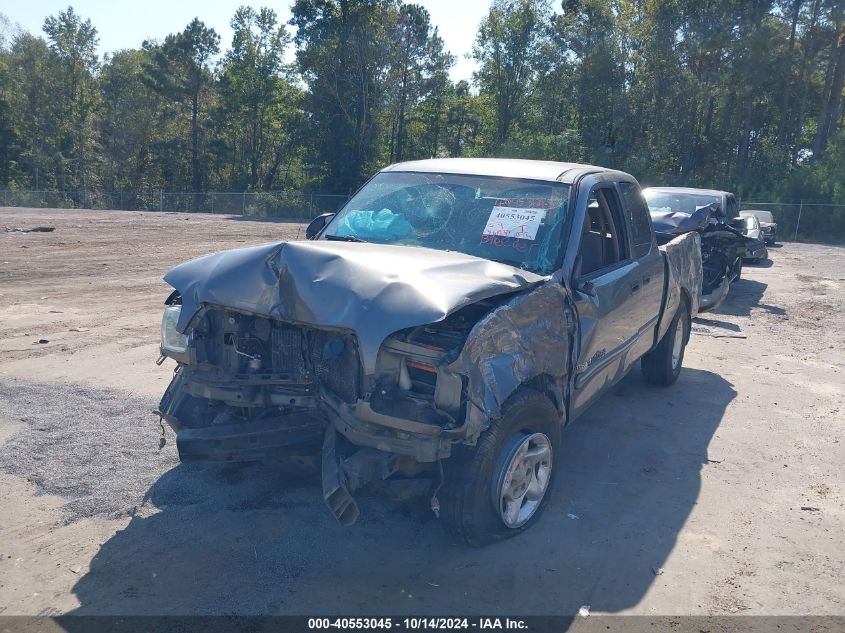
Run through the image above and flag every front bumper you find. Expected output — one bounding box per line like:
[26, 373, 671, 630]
[322, 391, 456, 462]
[699, 275, 731, 312]
[157, 370, 327, 462]
[158, 364, 467, 462]
[744, 241, 768, 261]
[163, 411, 327, 462]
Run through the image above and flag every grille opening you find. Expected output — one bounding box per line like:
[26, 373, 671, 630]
[198, 309, 361, 402]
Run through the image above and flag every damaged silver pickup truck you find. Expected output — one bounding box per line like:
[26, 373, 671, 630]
[156, 158, 702, 545]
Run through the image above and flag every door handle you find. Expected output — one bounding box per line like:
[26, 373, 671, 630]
[630, 282, 640, 293]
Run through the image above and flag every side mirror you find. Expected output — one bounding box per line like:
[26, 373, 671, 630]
[305, 213, 335, 240]
[572, 255, 596, 296]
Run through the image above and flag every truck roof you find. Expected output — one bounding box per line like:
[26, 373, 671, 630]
[382, 157, 626, 185]
[643, 186, 732, 197]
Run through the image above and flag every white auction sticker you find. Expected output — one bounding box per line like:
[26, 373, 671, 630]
[482, 206, 546, 241]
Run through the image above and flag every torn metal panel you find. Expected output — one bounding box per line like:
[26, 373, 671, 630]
[650, 203, 725, 234]
[164, 240, 544, 374]
[659, 231, 703, 320]
[448, 282, 573, 423]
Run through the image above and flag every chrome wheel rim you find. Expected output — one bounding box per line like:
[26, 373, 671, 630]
[672, 312, 687, 370]
[494, 432, 553, 529]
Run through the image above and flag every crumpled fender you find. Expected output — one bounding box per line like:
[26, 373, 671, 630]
[447, 281, 573, 426]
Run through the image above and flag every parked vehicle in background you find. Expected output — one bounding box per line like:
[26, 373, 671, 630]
[643, 187, 748, 312]
[156, 158, 703, 545]
[733, 215, 768, 262]
[740, 209, 777, 244]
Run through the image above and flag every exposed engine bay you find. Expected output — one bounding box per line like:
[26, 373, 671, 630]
[156, 285, 514, 463]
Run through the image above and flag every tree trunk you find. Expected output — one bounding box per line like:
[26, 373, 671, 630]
[812, 18, 845, 160]
[777, 0, 802, 144]
[736, 0, 766, 177]
[396, 65, 409, 162]
[794, 0, 823, 164]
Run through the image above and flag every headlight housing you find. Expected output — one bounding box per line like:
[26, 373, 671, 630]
[161, 305, 189, 354]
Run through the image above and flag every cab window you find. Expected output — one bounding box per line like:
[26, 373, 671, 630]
[618, 181, 654, 258]
[580, 187, 629, 276]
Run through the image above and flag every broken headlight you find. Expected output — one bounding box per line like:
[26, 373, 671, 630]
[377, 339, 464, 416]
[161, 305, 190, 354]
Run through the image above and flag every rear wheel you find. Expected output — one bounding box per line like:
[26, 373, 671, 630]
[440, 389, 560, 546]
[642, 298, 690, 386]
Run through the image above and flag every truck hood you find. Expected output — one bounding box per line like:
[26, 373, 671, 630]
[164, 240, 545, 373]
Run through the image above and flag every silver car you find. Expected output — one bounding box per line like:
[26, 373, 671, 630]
[734, 215, 768, 262]
[740, 210, 777, 245]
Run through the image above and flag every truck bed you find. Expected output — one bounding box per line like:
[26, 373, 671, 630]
[656, 231, 703, 343]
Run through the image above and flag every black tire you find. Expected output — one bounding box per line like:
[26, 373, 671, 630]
[641, 298, 690, 387]
[440, 389, 561, 547]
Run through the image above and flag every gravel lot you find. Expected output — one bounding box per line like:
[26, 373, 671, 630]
[0, 208, 843, 616]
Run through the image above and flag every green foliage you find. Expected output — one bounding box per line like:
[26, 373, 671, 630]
[219, 6, 301, 191]
[142, 17, 220, 193]
[0, 1, 843, 241]
[291, 0, 400, 191]
[473, 0, 554, 150]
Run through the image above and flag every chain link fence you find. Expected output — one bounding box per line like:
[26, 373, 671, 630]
[738, 201, 845, 243]
[3, 189, 845, 243]
[0, 190, 351, 219]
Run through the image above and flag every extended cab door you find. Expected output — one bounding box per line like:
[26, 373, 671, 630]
[618, 180, 663, 361]
[571, 182, 644, 414]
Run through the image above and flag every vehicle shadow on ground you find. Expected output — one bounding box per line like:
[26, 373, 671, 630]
[744, 258, 773, 269]
[693, 316, 742, 332]
[66, 368, 734, 617]
[714, 279, 783, 318]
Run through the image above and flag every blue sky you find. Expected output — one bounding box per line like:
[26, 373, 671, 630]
[3, 0, 489, 81]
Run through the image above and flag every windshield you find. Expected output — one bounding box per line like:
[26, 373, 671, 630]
[322, 171, 570, 275]
[643, 191, 721, 215]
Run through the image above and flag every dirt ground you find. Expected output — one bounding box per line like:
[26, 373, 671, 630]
[0, 208, 843, 616]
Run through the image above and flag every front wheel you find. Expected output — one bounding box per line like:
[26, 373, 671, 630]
[440, 389, 561, 546]
[641, 299, 690, 386]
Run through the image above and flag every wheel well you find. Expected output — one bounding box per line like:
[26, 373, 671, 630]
[521, 375, 567, 422]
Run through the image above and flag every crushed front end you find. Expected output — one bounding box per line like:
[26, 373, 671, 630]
[157, 293, 361, 463]
[154, 239, 558, 526]
[156, 291, 499, 525]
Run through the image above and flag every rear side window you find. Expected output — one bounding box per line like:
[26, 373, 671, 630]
[619, 181, 654, 258]
[579, 187, 629, 275]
